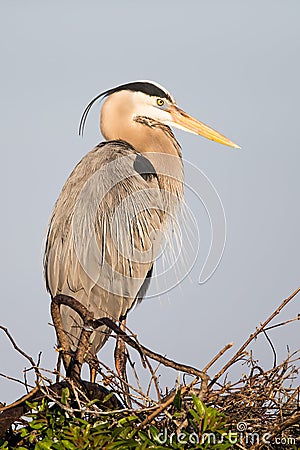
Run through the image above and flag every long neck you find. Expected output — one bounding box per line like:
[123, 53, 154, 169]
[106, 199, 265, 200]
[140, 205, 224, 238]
[100, 92, 184, 207]
[100, 91, 181, 157]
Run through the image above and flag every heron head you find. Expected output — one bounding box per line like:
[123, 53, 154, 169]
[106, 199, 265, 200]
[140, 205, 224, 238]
[79, 80, 240, 149]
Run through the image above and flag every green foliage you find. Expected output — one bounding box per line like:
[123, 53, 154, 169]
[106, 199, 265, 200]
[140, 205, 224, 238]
[1, 389, 232, 449]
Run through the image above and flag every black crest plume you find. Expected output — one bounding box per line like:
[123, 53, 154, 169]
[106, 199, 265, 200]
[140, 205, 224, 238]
[78, 81, 173, 136]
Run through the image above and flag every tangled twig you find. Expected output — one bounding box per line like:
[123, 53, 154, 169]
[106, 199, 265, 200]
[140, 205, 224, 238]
[1, 287, 300, 448]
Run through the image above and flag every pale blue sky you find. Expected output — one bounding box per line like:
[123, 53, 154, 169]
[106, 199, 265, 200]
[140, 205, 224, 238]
[1, 1, 300, 402]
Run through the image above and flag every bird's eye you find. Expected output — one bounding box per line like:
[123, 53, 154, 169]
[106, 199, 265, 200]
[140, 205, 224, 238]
[156, 98, 165, 107]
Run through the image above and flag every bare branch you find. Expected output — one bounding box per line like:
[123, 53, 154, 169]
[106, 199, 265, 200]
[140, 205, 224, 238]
[52, 295, 209, 383]
[209, 286, 300, 387]
[135, 377, 200, 433]
[0, 386, 39, 413]
[0, 325, 36, 367]
[202, 342, 233, 373]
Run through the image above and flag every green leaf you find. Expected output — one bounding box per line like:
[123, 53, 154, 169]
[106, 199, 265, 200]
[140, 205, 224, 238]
[25, 400, 39, 410]
[35, 441, 53, 450]
[189, 408, 200, 422]
[30, 421, 46, 430]
[137, 430, 153, 444]
[192, 395, 206, 418]
[118, 415, 138, 426]
[173, 388, 182, 410]
[19, 428, 30, 438]
[148, 425, 160, 440]
[202, 410, 209, 432]
[85, 398, 100, 408]
[102, 392, 115, 403]
[61, 387, 70, 405]
[60, 440, 76, 450]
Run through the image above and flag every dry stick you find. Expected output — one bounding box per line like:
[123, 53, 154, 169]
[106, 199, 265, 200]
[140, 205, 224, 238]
[0, 326, 36, 368]
[0, 386, 39, 412]
[264, 315, 300, 332]
[126, 355, 148, 407]
[52, 295, 208, 383]
[145, 361, 162, 403]
[97, 358, 152, 406]
[38, 385, 76, 417]
[236, 444, 247, 450]
[134, 377, 200, 433]
[145, 359, 161, 403]
[120, 322, 161, 401]
[262, 329, 277, 368]
[91, 349, 146, 408]
[0, 379, 124, 437]
[97, 355, 157, 408]
[252, 411, 300, 450]
[0, 372, 34, 389]
[209, 287, 300, 388]
[23, 368, 30, 394]
[132, 328, 162, 403]
[202, 342, 233, 373]
[96, 318, 207, 381]
[284, 385, 300, 409]
[68, 378, 85, 413]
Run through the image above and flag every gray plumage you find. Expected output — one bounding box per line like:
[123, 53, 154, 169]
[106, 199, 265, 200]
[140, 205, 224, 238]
[43, 80, 238, 369]
[44, 139, 182, 355]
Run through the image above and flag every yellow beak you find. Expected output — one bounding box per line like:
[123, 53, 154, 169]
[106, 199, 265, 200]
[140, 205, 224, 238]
[169, 105, 240, 149]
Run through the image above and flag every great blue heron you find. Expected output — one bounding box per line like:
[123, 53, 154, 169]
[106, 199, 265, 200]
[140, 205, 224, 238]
[44, 81, 239, 382]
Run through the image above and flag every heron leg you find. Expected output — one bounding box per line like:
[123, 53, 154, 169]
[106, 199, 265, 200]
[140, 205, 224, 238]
[114, 316, 132, 408]
[114, 317, 128, 380]
[89, 367, 96, 383]
[114, 317, 132, 405]
[51, 297, 72, 375]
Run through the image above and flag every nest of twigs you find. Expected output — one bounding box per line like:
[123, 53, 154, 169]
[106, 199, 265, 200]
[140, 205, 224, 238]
[1, 288, 300, 449]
